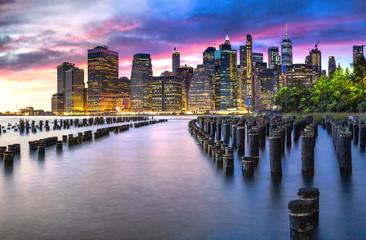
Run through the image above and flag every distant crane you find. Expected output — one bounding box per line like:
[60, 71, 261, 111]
[315, 41, 320, 49]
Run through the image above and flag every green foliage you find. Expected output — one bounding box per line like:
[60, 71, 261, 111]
[275, 59, 366, 113]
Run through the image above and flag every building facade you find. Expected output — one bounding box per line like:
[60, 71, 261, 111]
[203, 46, 216, 110]
[131, 53, 153, 112]
[65, 67, 85, 114]
[172, 48, 180, 76]
[87, 46, 119, 113]
[310, 48, 322, 78]
[188, 64, 212, 112]
[176, 65, 193, 111]
[353, 45, 364, 63]
[245, 34, 253, 109]
[285, 64, 313, 89]
[151, 76, 182, 112]
[214, 36, 238, 110]
[253, 53, 263, 64]
[52, 62, 74, 114]
[268, 47, 280, 69]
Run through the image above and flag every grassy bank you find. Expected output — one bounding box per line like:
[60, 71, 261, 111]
[284, 112, 366, 123]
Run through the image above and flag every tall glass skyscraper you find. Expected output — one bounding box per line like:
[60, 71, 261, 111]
[130, 53, 153, 112]
[53, 62, 74, 114]
[281, 25, 293, 73]
[214, 35, 238, 110]
[203, 46, 216, 110]
[87, 46, 119, 113]
[172, 48, 180, 76]
[268, 47, 280, 69]
[310, 47, 322, 78]
[253, 53, 263, 63]
[188, 64, 212, 112]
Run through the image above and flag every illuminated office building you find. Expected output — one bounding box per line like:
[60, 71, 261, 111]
[83, 88, 88, 113]
[353, 45, 364, 63]
[214, 35, 238, 110]
[268, 47, 280, 69]
[203, 46, 216, 110]
[240, 45, 247, 68]
[254, 62, 267, 108]
[118, 77, 131, 95]
[245, 34, 253, 109]
[51, 93, 65, 115]
[285, 64, 313, 89]
[310, 47, 322, 78]
[87, 46, 119, 113]
[131, 53, 153, 112]
[281, 24, 293, 73]
[176, 65, 193, 111]
[65, 67, 85, 114]
[258, 68, 280, 109]
[253, 53, 263, 64]
[188, 65, 212, 112]
[172, 48, 180, 76]
[328, 56, 336, 76]
[151, 76, 182, 112]
[237, 66, 247, 111]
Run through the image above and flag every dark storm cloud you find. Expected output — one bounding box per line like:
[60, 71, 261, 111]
[0, 0, 15, 5]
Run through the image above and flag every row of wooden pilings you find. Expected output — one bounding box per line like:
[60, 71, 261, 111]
[0, 116, 149, 135]
[323, 116, 352, 174]
[189, 115, 320, 177]
[1, 119, 167, 165]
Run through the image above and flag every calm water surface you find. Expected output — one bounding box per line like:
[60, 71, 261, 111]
[0, 116, 365, 239]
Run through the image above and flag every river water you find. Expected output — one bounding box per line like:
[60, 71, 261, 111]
[0, 116, 365, 239]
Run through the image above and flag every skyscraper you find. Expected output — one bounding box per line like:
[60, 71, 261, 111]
[353, 45, 364, 63]
[188, 64, 212, 112]
[240, 45, 247, 68]
[328, 56, 336, 76]
[176, 65, 193, 111]
[245, 34, 253, 109]
[131, 54, 153, 112]
[151, 75, 182, 112]
[65, 67, 85, 114]
[52, 62, 74, 114]
[285, 64, 313, 89]
[310, 47, 322, 78]
[214, 35, 238, 110]
[268, 47, 280, 69]
[203, 46, 216, 110]
[253, 53, 263, 64]
[281, 24, 293, 73]
[172, 48, 180, 76]
[87, 46, 119, 113]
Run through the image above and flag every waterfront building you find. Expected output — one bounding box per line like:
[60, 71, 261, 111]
[254, 62, 267, 108]
[116, 93, 131, 112]
[253, 53, 263, 64]
[65, 67, 85, 114]
[151, 76, 182, 112]
[188, 65, 212, 112]
[51, 93, 65, 115]
[131, 53, 153, 112]
[52, 62, 74, 114]
[281, 24, 293, 73]
[353, 45, 364, 63]
[87, 46, 119, 113]
[176, 65, 193, 111]
[268, 47, 280, 69]
[172, 48, 180, 76]
[83, 88, 88, 113]
[328, 56, 336, 75]
[285, 64, 313, 89]
[214, 35, 238, 110]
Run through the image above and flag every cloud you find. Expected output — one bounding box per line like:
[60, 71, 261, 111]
[0, 0, 14, 5]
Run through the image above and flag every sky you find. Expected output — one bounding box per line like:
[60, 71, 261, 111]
[0, 0, 365, 112]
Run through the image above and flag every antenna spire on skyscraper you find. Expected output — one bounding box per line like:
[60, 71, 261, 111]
[286, 23, 288, 40]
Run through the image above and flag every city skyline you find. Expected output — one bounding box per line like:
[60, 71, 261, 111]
[0, 0, 365, 111]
